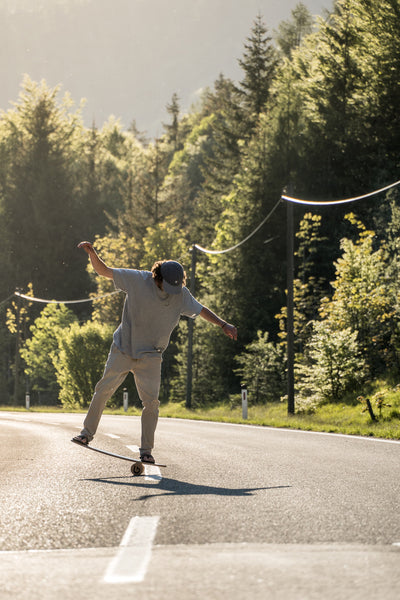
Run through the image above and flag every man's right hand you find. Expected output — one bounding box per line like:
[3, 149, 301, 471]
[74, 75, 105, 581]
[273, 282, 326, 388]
[78, 241, 94, 254]
[78, 241, 114, 279]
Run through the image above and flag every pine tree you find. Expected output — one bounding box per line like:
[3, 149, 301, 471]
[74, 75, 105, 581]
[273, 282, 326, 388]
[0, 77, 87, 298]
[355, 0, 400, 179]
[275, 2, 314, 58]
[163, 93, 181, 151]
[237, 14, 279, 129]
[194, 75, 245, 247]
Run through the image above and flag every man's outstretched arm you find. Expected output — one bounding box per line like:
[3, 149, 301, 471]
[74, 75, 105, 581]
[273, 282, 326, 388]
[78, 241, 114, 279]
[199, 306, 238, 340]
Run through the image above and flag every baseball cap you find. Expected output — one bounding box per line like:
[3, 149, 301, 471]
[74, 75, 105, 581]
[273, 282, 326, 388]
[160, 261, 184, 295]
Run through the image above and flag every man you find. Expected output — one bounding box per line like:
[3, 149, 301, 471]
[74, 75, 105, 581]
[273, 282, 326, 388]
[72, 241, 237, 463]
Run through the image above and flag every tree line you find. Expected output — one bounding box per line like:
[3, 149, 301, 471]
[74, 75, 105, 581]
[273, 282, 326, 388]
[1, 0, 400, 411]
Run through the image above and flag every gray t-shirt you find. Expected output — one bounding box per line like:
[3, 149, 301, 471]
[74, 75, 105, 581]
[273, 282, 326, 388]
[112, 268, 203, 359]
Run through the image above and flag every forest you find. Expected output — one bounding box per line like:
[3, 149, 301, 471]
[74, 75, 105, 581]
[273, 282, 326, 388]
[1, 0, 400, 414]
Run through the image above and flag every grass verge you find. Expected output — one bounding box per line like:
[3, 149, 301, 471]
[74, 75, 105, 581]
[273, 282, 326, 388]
[1, 396, 399, 440]
[159, 401, 400, 440]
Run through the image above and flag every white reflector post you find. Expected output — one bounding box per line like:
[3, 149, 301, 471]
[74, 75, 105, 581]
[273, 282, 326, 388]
[241, 386, 248, 419]
[123, 388, 128, 412]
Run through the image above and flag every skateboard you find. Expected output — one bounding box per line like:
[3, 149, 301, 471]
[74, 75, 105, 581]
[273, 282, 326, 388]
[71, 438, 166, 476]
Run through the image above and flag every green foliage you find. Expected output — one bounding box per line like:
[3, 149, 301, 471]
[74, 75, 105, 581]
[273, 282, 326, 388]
[320, 214, 396, 372]
[358, 389, 393, 420]
[0, 78, 88, 298]
[193, 76, 244, 247]
[159, 112, 215, 236]
[292, 213, 396, 412]
[235, 331, 286, 404]
[20, 303, 77, 395]
[163, 93, 181, 151]
[169, 318, 233, 406]
[142, 218, 190, 270]
[277, 213, 327, 351]
[296, 320, 366, 410]
[53, 320, 113, 409]
[237, 14, 279, 127]
[274, 2, 314, 58]
[6, 284, 33, 336]
[206, 116, 286, 345]
[384, 196, 400, 307]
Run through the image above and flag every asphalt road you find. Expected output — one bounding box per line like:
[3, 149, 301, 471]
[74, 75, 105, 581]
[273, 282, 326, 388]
[0, 411, 399, 599]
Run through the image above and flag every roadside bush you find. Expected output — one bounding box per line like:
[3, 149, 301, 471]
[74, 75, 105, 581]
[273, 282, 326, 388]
[53, 320, 113, 408]
[235, 330, 286, 404]
[319, 215, 396, 374]
[296, 320, 366, 408]
[20, 304, 78, 397]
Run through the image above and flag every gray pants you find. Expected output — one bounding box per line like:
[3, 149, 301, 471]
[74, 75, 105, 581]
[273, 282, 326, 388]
[80, 343, 162, 454]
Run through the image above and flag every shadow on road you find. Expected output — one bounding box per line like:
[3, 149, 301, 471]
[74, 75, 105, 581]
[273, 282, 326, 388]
[82, 476, 291, 500]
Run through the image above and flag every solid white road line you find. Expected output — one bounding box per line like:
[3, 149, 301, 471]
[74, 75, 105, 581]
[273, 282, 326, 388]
[104, 516, 159, 584]
[164, 417, 400, 444]
[105, 433, 120, 439]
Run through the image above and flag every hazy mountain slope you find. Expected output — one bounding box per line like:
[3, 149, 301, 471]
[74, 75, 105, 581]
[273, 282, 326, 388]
[1, 0, 329, 136]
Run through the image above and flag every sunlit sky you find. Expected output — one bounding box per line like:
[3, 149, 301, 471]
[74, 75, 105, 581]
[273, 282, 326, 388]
[2, 0, 330, 137]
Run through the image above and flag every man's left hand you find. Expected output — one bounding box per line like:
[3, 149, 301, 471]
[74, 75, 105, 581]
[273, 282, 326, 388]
[222, 323, 237, 341]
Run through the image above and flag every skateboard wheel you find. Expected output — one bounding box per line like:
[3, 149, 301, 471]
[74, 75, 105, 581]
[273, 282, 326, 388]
[131, 462, 144, 476]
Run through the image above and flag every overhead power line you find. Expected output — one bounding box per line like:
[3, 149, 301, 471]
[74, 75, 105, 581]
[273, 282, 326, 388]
[7, 178, 400, 306]
[0, 294, 16, 308]
[193, 177, 400, 257]
[14, 290, 121, 304]
[194, 198, 282, 255]
[281, 178, 400, 206]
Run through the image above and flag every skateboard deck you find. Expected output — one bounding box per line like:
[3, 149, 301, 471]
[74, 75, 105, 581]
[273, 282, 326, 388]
[71, 438, 166, 476]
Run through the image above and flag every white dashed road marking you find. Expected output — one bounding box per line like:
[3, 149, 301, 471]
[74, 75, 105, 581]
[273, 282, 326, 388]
[126, 445, 162, 481]
[104, 516, 159, 584]
[144, 465, 162, 481]
[126, 444, 140, 453]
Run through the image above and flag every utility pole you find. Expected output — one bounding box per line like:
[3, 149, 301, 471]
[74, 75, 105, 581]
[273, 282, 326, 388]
[287, 194, 295, 414]
[13, 291, 21, 406]
[186, 244, 197, 408]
